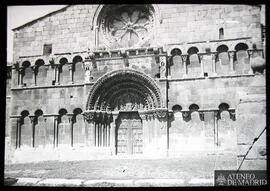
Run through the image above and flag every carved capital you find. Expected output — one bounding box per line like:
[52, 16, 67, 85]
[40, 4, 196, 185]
[84, 61, 93, 71]
[167, 111, 174, 119]
[159, 56, 166, 78]
[228, 51, 235, 58]
[214, 111, 221, 120]
[182, 111, 190, 120]
[68, 64, 73, 70]
[198, 111, 204, 121]
[229, 109, 236, 121]
[153, 47, 159, 54]
[88, 52, 95, 60]
[212, 52, 217, 60]
[155, 108, 167, 119]
[83, 111, 95, 122]
[120, 49, 128, 57]
[13, 61, 20, 71]
[181, 54, 188, 62]
[140, 114, 147, 120]
[198, 54, 204, 60]
[247, 49, 254, 57]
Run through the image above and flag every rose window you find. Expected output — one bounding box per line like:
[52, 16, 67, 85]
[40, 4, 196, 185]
[101, 5, 154, 48]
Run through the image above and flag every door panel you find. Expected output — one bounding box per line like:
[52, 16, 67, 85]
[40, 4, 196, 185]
[117, 128, 128, 154]
[132, 128, 143, 154]
[116, 112, 143, 154]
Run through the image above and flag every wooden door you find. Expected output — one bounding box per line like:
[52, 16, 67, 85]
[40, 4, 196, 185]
[116, 112, 143, 154]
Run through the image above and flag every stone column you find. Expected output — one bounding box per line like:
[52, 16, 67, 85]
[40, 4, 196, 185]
[247, 50, 254, 74]
[95, 26, 99, 49]
[55, 64, 60, 85]
[181, 55, 188, 78]
[156, 109, 168, 157]
[89, 120, 95, 147]
[110, 113, 118, 155]
[69, 115, 73, 147]
[107, 121, 110, 147]
[229, 51, 235, 74]
[54, 116, 58, 148]
[159, 56, 167, 79]
[69, 64, 74, 84]
[10, 117, 20, 149]
[84, 111, 95, 147]
[84, 61, 91, 83]
[30, 116, 35, 148]
[18, 68, 23, 88]
[214, 111, 219, 146]
[95, 123, 98, 146]
[103, 122, 107, 147]
[199, 54, 205, 77]
[212, 53, 217, 76]
[32, 66, 36, 86]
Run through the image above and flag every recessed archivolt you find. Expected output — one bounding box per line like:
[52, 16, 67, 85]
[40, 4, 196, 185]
[86, 69, 162, 111]
[101, 87, 151, 110]
[96, 80, 157, 109]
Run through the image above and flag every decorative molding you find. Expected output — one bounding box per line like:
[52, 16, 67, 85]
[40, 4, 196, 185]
[86, 68, 162, 111]
[182, 111, 190, 120]
[155, 108, 167, 119]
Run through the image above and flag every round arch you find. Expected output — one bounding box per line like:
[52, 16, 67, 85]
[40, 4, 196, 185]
[86, 69, 163, 111]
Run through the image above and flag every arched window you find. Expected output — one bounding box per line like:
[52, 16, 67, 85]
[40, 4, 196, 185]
[235, 43, 248, 52]
[172, 104, 182, 119]
[59, 57, 70, 84]
[34, 109, 46, 148]
[21, 110, 30, 118]
[59, 108, 68, 117]
[189, 104, 199, 112]
[72, 108, 84, 146]
[170, 48, 183, 78]
[72, 56, 84, 84]
[172, 104, 182, 112]
[216, 45, 229, 53]
[217, 103, 235, 147]
[34, 109, 43, 118]
[218, 103, 230, 111]
[20, 110, 32, 147]
[234, 43, 250, 73]
[22, 61, 33, 87]
[58, 108, 70, 146]
[35, 59, 47, 86]
[187, 47, 200, 77]
[219, 28, 224, 40]
[216, 45, 230, 74]
[72, 108, 83, 122]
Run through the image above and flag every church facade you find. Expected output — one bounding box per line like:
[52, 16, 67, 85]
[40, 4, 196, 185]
[6, 4, 266, 169]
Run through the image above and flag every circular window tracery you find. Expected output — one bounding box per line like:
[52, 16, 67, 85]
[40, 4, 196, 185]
[100, 5, 154, 48]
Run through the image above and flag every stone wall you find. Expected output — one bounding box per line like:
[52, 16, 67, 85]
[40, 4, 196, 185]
[13, 5, 261, 60]
[235, 74, 266, 170]
[7, 4, 265, 168]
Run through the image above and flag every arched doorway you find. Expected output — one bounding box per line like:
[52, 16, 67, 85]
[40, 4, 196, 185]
[84, 69, 167, 155]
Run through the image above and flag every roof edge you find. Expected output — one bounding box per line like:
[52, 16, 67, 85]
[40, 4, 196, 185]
[12, 5, 71, 31]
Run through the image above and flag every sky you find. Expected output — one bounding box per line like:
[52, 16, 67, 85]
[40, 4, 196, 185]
[7, 5, 67, 62]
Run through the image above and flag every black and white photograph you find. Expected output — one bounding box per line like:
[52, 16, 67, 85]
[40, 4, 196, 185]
[4, 3, 266, 187]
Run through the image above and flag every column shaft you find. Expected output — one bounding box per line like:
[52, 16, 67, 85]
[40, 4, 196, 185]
[229, 51, 234, 73]
[200, 56, 204, 76]
[56, 66, 60, 85]
[107, 123, 110, 147]
[212, 54, 217, 75]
